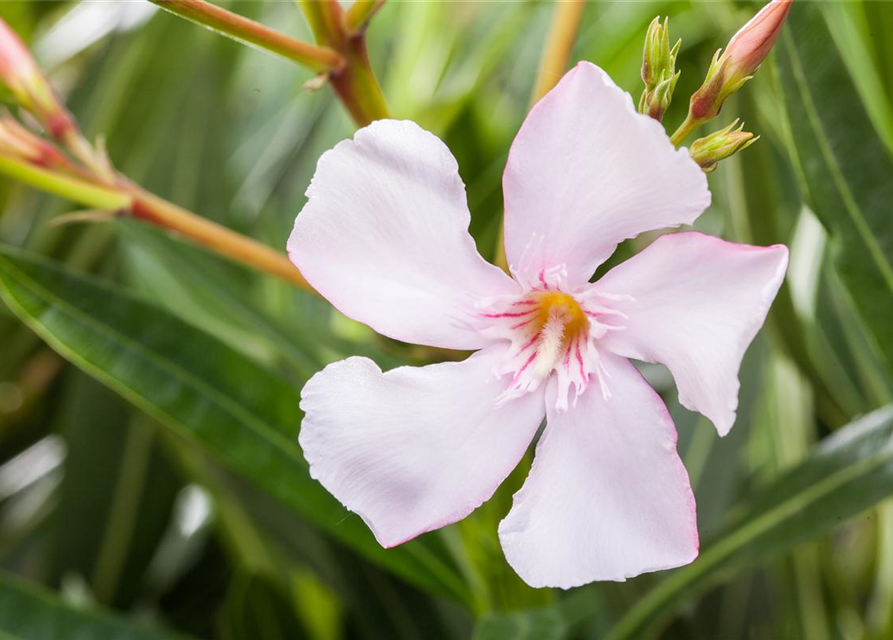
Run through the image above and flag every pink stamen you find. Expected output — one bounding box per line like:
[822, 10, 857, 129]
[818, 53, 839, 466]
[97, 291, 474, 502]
[538, 269, 550, 290]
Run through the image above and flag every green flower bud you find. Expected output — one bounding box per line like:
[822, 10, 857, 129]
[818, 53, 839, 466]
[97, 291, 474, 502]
[638, 16, 681, 122]
[689, 119, 758, 172]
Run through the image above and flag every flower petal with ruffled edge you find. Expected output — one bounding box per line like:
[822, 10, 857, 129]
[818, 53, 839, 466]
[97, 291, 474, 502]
[288, 119, 518, 350]
[498, 354, 698, 588]
[597, 232, 789, 435]
[299, 344, 546, 548]
[502, 62, 710, 288]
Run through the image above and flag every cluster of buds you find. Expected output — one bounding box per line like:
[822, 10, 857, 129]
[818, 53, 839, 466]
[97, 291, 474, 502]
[0, 19, 114, 183]
[0, 110, 84, 176]
[638, 17, 680, 122]
[689, 119, 757, 173]
[639, 0, 792, 171]
[0, 20, 77, 142]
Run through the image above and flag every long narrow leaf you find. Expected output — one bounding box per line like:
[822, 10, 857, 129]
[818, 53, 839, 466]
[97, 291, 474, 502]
[0, 572, 189, 640]
[0, 246, 471, 605]
[605, 405, 893, 640]
[776, 2, 893, 377]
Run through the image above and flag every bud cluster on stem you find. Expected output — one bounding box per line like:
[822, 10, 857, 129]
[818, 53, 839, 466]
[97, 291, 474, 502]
[638, 17, 680, 123]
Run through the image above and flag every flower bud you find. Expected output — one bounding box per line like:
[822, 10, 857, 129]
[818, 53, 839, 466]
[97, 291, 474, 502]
[724, 0, 793, 79]
[689, 0, 791, 122]
[0, 111, 84, 176]
[689, 119, 757, 172]
[0, 18, 76, 141]
[638, 17, 681, 122]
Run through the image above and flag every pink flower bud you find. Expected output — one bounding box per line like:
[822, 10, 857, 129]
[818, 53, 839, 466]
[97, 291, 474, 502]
[0, 17, 76, 141]
[687, 0, 792, 123]
[0, 111, 84, 176]
[0, 19, 42, 100]
[722, 0, 793, 80]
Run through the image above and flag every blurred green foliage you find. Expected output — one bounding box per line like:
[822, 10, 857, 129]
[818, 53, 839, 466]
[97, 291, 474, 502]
[0, 1, 892, 639]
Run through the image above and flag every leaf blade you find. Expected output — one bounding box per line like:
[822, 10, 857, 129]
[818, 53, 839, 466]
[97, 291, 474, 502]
[604, 405, 893, 640]
[776, 2, 893, 376]
[0, 246, 470, 605]
[0, 572, 190, 640]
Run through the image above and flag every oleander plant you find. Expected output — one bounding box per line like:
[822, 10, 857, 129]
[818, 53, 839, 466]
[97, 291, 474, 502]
[0, 1, 892, 639]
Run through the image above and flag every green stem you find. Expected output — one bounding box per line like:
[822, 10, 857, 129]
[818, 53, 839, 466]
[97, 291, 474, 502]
[297, 0, 390, 126]
[0, 155, 130, 210]
[344, 0, 385, 34]
[150, 0, 343, 72]
[670, 112, 701, 147]
[296, 0, 346, 47]
[329, 37, 390, 126]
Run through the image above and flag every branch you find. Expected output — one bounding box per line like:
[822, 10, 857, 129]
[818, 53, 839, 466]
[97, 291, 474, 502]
[150, 0, 344, 72]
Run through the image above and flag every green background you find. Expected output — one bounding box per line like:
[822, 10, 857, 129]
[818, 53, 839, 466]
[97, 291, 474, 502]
[1, 1, 892, 638]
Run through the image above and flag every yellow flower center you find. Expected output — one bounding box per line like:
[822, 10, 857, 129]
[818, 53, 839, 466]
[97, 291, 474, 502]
[528, 292, 590, 378]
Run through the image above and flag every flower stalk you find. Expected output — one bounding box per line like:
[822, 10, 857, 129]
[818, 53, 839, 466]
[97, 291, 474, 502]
[127, 185, 312, 290]
[296, 0, 390, 126]
[0, 154, 131, 211]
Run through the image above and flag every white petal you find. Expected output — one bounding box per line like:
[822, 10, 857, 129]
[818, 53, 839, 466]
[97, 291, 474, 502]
[597, 231, 789, 435]
[502, 62, 710, 287]
[299, 344, 545, 548]
[498, 355, 698, 588]
[289, 119, 517, 350]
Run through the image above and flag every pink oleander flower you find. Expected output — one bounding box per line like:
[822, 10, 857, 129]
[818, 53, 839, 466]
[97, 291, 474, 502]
[288, 62, 788, 588]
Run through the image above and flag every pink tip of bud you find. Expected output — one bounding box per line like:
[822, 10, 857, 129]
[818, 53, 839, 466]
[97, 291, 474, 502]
[723, 0, 793, 77]
[0, 18, 38, 90]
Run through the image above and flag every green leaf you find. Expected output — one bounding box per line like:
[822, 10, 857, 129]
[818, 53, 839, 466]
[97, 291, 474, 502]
[776, 2, 893, 377]
[49, 376, 181, 608]
[0, 572, 190, 640]
[605, 405, 893, 640]
[0, 246, 471, 606]
[217, 571, 310, 640]
[472, 588, 606, 640]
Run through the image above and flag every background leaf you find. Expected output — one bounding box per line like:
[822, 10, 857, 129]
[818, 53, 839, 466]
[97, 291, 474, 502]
[776, 1, 893, 378]
[0, 246, 471, 606]
[0, 571, 192, 640]
[606, 405, 893, 640]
